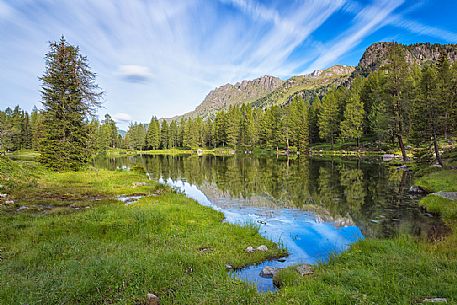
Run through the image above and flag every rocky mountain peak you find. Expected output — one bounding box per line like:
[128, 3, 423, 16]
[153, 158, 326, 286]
[356, 42, 457, 76]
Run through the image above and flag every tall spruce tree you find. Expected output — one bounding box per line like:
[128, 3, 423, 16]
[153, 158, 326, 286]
[39, 36, 102, 170]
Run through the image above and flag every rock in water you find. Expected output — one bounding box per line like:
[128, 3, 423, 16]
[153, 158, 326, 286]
[147, 293, 160, 305]
[296, 264, 314, 276]
[256, 245, 268, 252]
[245, 246, 255, 253]
[259, 266, 278, 278]
[409, 186, 427, 194]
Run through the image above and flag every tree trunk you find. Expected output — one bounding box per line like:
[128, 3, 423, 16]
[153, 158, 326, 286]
[432, 125, 443, 166]
[356, 138, 360, 148]
[397, 134, 407, 161]
[331, 135, 334, 150]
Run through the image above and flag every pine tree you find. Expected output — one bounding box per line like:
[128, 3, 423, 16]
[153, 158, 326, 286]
[30, 107, 44, 151]
[411, 64, 444, 165]
[383, 44, 410, 161]
[160, 120, 169, 149]
[309, 96, 321, 144]
[145, 117, 160, 150]
[39, 36, 102, 170]
[437, 55, 453, 138]
[340, 77, 365, 146]
[318, 89, 339, 148]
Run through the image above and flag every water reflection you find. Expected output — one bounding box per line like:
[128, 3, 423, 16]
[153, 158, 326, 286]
[94, 155, 446, 291]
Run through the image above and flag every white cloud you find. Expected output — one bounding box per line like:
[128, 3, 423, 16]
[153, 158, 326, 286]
[390, 18, 457, 42]
[112, 112, 133, 123]
[118, 65, 153, 83]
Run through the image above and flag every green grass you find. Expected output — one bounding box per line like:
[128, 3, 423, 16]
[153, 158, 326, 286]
[0, 160, 285, 304]
[415, 170, 457, 192]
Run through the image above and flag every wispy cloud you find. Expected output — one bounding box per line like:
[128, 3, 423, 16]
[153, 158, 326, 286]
[390, 17, 457, 42]
[303, 0, 404, 73]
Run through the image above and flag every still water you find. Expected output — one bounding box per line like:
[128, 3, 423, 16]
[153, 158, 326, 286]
[94, 154, 445, 291]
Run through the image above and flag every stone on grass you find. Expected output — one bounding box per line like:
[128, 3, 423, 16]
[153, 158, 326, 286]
[132, 182, 148, 187]
[147, 293, 160, 305]
[225, 264, 233, 270]
[422, 297, 447, 303]
[245, 246, 255, 253]
[296, 264, 314, 276]
[0, 193, 7, 198]
[5, 200, 14, 205]
[256, 245, 268, 252]
[259, 266, 279, 278]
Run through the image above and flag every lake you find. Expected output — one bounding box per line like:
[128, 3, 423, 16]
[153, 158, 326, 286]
[94, 154, 446, 291]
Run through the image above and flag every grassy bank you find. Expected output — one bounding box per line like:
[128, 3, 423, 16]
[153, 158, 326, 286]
[0, 158, 284, 304]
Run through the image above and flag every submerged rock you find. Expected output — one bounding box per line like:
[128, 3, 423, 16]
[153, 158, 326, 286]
[256, 245, 268, 252]
[245, 246, 255, 253]
[146, 293, 160, 305]
[296, 264, 314, 276]
[259, 266, 279, 278]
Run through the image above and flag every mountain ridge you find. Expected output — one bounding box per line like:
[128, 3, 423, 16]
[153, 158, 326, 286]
[164, 42, 457, 122]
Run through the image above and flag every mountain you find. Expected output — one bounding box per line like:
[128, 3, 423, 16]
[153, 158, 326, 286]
[167, 65, 354, 121]
[252, 65, 354, 109]
[168, 75, 284, 121]
[355, 42, 457, 76]
[166, 42, 457, 122]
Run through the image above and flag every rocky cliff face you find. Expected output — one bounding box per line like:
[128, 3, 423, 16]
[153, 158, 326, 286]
[171, 75, 284, 120]
[252, 65, 355, 108]
[356, 42, 457, 76]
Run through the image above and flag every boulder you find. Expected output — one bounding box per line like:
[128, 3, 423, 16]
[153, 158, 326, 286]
[259, 266, 279, 278]
[409, 186, 427, 194]
[296, 264, 314, 276]
[256, 245, 268, 252]
[245, 246, 255, 253]
[146, 293, 160, 305]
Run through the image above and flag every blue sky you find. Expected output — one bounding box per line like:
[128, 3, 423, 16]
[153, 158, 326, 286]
[1, 0, 456, 129]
